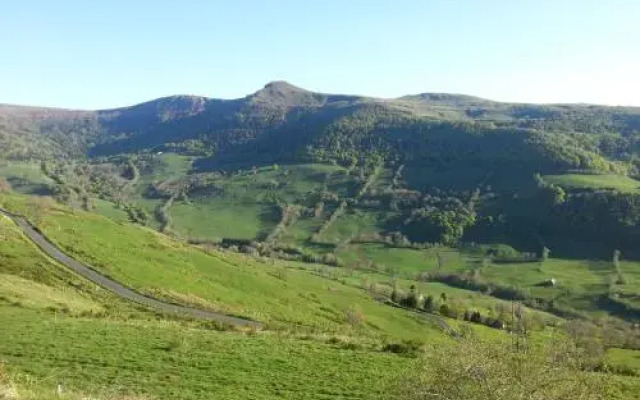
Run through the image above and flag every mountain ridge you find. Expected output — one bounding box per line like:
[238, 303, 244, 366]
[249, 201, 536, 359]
[2, 80, 640, 169]
[4, 80, 640, 112]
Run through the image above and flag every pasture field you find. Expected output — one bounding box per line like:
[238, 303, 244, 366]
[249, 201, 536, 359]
[91, 198, 130, 222]
[2, 192, 640, 399]
[0, 162, 52, 195]
[170, 199, 274, 240]
[0, 306, 413, 400]
[336, 243, 467, 275]
[543, 173, 640, 193]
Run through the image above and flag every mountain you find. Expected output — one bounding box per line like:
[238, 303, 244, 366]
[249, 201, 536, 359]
[2, 81, 640, 167]
[6, 81, 640, 333]
[5, 82, 640, 258]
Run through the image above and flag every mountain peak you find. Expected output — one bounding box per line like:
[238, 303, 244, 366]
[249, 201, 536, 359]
[248, 81, 324, 107]
[262, 80, 308, 92]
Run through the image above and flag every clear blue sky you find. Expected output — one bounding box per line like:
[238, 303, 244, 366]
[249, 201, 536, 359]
[1, 0, 639, 109]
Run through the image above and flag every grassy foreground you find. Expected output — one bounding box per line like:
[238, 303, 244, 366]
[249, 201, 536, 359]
[0, 202, 411, 399]
[0, 307, 409, 400]
[1, 193, 640, 399]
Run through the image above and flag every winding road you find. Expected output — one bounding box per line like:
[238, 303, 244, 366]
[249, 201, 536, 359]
[0, 208, 264, 329]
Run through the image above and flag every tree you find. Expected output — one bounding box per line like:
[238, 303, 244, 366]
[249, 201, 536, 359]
[27, 196, 53, 227]
[391, 288, 401, 303]
[401, 285, 420, 308]
[547, 184, 566, 205]
[423, 295, 436, 313]
[395, 335, 609, 400]
[469, 310, 483, 324]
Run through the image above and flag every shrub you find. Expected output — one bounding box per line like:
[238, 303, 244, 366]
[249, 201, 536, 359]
[422, 295, 437, 313]
[345, 306, 365, 327]
[395, 335, 610, 399]
[382, 340, 422, 357]
[400, 285, 420, 308]
[390, 288, 401, 303]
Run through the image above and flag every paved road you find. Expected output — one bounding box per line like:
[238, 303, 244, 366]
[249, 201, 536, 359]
[0, 208, 264, 329]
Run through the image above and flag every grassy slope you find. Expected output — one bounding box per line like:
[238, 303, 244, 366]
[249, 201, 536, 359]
[171, 199, 272, 240]
[0, 215, 107, 314]
[169, 163, 352, 240]
[92, 198, 130, 222]
[0, 307, 412, 400]
[1, 194, 639, 399]
[318, 209, 389, 244]
[336, 243, 467, 274]
[336, 241, 640, 322]
[10, 200, 438, 339]
[0, 162, 52, 195]
[544, 174, 640, 193]
[0, 213, 415, 399]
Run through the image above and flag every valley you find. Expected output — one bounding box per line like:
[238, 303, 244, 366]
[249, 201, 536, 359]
[2, 82, 640, 398]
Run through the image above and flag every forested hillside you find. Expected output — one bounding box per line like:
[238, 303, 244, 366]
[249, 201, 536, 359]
[3, 81, 640, 261]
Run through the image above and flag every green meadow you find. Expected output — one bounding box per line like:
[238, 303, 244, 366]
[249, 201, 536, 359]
[543, 173, 640, 193]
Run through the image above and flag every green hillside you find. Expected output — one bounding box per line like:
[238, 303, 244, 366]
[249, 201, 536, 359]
[2, 192, 640, 399]
[3, 83, 640, 398]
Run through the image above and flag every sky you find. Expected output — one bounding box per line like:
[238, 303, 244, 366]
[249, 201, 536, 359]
[1, 0, 639, 109]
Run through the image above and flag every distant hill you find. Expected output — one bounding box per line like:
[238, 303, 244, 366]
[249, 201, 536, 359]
[2, 81, 639, 170]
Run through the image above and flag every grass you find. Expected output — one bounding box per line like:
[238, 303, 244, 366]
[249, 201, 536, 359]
[0, 192, 428, 398]
[336, 243, 467, 275]
[336, 241, 640, 321]
[170, 199, 275, 240]
[279, 213, 327, 247]
[2, 196, 442, 339]
[543, 173, 640, 193]
[138, 153, 194, 183]
[2, 306, 638, 400]
[138, 163, 356, 240]
[6, 188, 640, 323]
[0, 306, 412, 400]
[478, 258, 616, 315]
[0, 192, 443, 400]
[607, 348, 640, 375]
[0, 273, 102, 313]
[2, 192, 640, 399]
[318, 209, 390, 244]
[0, 162, 52, 195]
[92, 198, 130, 222]
[0, 213, 135, 316]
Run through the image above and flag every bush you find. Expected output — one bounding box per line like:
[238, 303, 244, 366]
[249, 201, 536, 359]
[422, 295, 437, 313]
[400, 285, 420, 308]
[394, 335, 611, 399]
[382, 340, 422, 357]
[345, 306, 365, 327]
